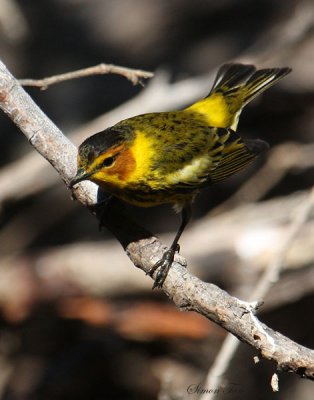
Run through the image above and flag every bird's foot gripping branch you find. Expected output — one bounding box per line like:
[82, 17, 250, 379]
[71, 63, 290, 288]
[1, 59, 313, 380]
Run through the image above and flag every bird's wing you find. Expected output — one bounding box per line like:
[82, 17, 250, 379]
[206, 129, 268, 184]
[165, 128, 268, 190]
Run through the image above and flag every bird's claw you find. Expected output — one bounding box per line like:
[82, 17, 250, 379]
[148, 249, 175, 289]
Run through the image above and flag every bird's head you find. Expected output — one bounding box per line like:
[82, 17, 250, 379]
[69, 126, 135, 189]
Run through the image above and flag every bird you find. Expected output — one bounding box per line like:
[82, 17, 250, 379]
[70, 63, 291, 288]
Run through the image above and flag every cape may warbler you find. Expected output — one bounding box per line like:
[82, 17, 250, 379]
[70, 63, 291, 288]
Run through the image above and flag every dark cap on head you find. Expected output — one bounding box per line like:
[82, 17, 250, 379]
[78, 125, 134, 163]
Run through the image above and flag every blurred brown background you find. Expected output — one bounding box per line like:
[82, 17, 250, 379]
[0, 0, 313, 399]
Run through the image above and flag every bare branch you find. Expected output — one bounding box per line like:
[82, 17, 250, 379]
[200, 186, 314, 398]
[0, 70, 211, 210]
[0, 59, 313, 381]
[1, 1, 313, 211]
[19, 63, 153, 89]
[1, 191, 313, 302]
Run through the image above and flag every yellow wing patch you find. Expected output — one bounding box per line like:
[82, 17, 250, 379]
[186, 93, 233, 128]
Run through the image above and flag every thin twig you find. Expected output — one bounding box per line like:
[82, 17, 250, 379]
[19, 63, 154, 89]
[0, 70, 212, 210]
[0, 59, 313, 382]
[200, 187, 314, 399]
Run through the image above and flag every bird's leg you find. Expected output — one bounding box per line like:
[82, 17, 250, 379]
[148, 203, 192, 289]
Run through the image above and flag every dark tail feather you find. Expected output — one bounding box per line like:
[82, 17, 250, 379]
[241, 67, 292, 105]
[207, 63, 291, 130]
[209, 63, 291, 107]
[211, 63, 256, 94]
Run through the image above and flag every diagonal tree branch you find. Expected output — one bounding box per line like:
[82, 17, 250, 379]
[0, 59, 313, 381]
[0, 70, 212, 210]
[200, 186, 314, 399]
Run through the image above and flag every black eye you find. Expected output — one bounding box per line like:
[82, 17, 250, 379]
[102, 156, 115, 167]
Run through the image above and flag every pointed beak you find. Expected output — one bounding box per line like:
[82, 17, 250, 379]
[69, 168, 92, 188]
